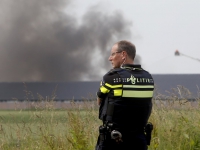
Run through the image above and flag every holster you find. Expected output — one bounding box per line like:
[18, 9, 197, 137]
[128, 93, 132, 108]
[95, 136, 107, 150]
[95, 125, 108, 150]
[145, 122, 153, 145]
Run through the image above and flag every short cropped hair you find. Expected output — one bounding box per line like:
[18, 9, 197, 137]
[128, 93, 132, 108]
[116, 40, 136, 60]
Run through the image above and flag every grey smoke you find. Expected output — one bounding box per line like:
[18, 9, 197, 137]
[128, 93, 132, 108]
[0, 0, 141, 82]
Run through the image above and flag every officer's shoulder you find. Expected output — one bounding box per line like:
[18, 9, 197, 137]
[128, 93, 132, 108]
[141, 68, 153, 77]
[107, 68, 122, 75]
[142, 68, 151, 74]
[103, 68, 121, 79]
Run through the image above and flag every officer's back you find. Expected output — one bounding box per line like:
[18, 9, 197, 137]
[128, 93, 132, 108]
[96, 40, 154, 150]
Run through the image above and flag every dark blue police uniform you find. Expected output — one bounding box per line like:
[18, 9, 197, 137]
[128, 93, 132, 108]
[96, 64, 154, 150]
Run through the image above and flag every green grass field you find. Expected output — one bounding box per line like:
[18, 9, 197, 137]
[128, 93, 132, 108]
[0, 96, 200, 149]
[0, 101, 101, 150]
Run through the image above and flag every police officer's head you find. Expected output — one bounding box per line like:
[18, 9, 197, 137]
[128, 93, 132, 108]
[108, 40, 136, 68]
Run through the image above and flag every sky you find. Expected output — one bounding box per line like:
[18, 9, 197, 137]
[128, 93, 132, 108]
[70, 0, 200, 74]
[0, 0, 200, 82]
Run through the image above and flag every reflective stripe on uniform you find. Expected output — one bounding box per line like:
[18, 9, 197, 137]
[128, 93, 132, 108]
[123, 85, 154, 89]
[114, 89, 122, 96]
[105, 83, 122, 88]
[101, 82, 154, 97]
[100, 86, 110, 94]
[100, 83, 122, 94]
[122, 90, 153, 98]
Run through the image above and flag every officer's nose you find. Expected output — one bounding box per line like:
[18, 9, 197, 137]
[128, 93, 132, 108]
[108, 56, 112, 61]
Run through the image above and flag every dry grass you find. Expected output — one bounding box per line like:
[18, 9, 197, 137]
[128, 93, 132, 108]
[0, 85, 199, 150]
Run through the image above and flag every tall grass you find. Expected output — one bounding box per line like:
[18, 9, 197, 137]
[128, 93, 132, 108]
[149, 85, 200, 150]
[0, 85, 199, 149]
[0, 100, 100, 150]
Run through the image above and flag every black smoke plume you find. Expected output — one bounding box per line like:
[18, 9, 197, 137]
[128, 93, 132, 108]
[0, 0, 140, 82]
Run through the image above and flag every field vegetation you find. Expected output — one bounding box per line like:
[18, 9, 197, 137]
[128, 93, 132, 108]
[0, 85, 200, 150]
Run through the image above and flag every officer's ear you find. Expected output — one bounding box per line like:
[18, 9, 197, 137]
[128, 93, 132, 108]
[121, 51, 126, 60]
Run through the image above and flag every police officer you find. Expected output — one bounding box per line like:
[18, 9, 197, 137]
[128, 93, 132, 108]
[95, 40, 154, 150]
